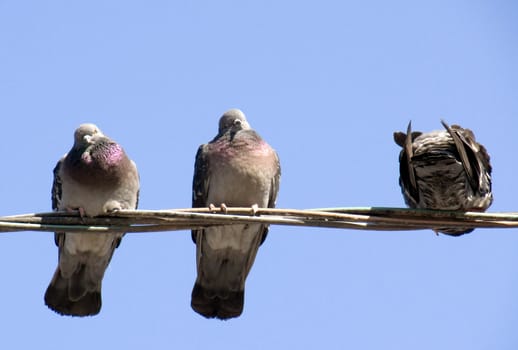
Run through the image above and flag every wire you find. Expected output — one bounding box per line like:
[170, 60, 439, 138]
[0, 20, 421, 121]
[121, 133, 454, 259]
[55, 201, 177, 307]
[1, 207, 517, 233]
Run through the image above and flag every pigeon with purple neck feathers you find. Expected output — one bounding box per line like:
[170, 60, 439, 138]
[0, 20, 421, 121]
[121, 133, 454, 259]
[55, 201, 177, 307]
[394, 120, 492, 236]
[45, 123, 139, 316]
[191, 109, 281, 320]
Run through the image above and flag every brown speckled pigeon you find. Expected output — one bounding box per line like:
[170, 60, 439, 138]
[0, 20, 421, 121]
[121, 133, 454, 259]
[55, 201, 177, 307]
[45, 123, 139, 316]
[191, 109, 281, 320]
[394, 120, 492, 236]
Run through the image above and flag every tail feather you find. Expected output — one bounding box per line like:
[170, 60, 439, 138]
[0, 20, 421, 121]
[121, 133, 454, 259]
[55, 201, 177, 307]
[191, 283, 244, 320]
[436, 227, 474, 236]
[44, 266, 102, 317]
[191, 224, 266, 320]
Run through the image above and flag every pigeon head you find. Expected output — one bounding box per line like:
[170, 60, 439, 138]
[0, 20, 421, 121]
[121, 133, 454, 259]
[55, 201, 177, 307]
[66, 124, 128, 184]
[218, 109, 251, 135]
[73, 123, 104, 149]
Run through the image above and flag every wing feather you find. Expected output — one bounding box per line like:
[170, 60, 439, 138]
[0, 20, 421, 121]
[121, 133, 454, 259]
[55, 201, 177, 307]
[191, 144, 210, 243]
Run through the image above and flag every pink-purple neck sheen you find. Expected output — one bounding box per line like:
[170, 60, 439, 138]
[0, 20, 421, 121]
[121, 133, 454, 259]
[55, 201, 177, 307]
[102, 143, 125, 166]
[80, 143, 124, 167]
[212, 135, 271, 157]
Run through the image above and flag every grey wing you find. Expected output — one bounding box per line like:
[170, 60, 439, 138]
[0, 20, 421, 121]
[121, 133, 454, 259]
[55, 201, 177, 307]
[191, 145, 210, 243]
[51, 158, 64, 211]
[442, 121, 491, 192]
[134, 189, 140, 210]
[259, 151, 281, 245]
[394, 122, 420, 208]
[475, 142, 492, 178]
[51, 158, 65, 247]
[134, 163, 140, 210]
[268, 152, 281, 209]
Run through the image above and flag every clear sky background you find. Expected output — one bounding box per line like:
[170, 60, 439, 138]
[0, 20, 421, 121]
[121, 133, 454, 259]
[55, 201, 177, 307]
[1, 1, 517, 349]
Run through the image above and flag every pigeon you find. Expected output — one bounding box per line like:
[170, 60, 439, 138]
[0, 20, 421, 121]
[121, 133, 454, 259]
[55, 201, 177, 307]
[394, 120, 492, 236]
[191, 109, 281, 320]
[45, 123, 139, 316]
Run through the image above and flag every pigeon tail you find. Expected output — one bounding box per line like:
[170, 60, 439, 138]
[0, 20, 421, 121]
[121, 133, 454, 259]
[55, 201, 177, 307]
[191, 282, 244, 320]
[44, 265, 102, 317]
[435, 227, 474, 236]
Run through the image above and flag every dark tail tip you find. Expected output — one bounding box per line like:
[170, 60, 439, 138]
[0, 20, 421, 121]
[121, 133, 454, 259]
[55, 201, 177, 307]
[437, 227, 475, 236]
[191, 283, 244, 320]
[44, 272, 102, 317]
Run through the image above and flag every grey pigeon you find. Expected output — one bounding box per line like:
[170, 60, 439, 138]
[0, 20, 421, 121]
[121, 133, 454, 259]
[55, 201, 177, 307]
[191, 109, 281, 320]
[394, 120, 492, 236]
[45, 123, 139, 316]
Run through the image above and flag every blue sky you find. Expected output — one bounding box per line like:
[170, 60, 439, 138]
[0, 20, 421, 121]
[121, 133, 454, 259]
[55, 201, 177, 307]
[1, 1, 517, 349]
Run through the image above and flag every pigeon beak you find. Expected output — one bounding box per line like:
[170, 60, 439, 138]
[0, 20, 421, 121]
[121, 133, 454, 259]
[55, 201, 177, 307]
[233, 119, 242, 127]
[83, 135, 93, 144]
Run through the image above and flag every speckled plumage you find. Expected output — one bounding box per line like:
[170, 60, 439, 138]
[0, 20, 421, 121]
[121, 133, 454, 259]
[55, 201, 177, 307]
[394, 121, 492, 236]
[191, 109, 281, 320]
[45, 124, 139, 316]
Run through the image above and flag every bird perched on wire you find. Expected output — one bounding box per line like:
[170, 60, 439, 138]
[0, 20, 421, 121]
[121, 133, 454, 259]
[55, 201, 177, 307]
[45, 123, 140, 316]
[394, 120, 492, 236]
[191, 108, 281, 320]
